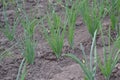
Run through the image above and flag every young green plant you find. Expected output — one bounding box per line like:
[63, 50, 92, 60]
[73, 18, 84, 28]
[15, 1, 39, 79]
[15, 15, 37, 80]
[98, 46, 120, 80]
[109, 0, 120, 35]
[43, 11, 65, 59]
[65, 0, 80, 48]
[98, 26, 120, 80]
[80, 0, 105, 37]
[64, 30, 97, 80]
[1, 0, 19, 41]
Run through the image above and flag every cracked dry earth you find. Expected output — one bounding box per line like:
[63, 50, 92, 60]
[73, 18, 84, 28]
[0, 0, 120, 80]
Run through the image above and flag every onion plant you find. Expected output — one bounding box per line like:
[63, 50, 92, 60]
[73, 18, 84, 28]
[18, 6, 37, 65]
[98, 46, 120, 80]
[19, 0, 40, 64]
[0, 0, 20, 63]
[15, 17, 38, 80]
[15, 1, 39, 79]
[43, 11, 66, 59]
[98, 26, 120, 80]
[64, 30, 97, 80]
[79, 0, 105, 37]
[1, 0, 19, 41]
[109, 0, 120, 35]
[65, 0, 80, 48]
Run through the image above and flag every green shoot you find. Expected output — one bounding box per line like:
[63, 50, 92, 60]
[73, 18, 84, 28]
[98, 26, 120, 80]
[1, 0, 19, 41]
[64, 30, 97, 80]
[43, 12, 65, 59]
[20, 61, 27, 80]
[21, 17, 38, 64]
[13, 1, 39, 79]
[79, 0, 104, 37]
[20, 4, 39, 64]
[16, 58, 27, 80]
[16, 58, 25, 80]
[109, 0, 120, 35]
[98, 48, 120, 80]
[22, 38, 35, 64]
[65, 0, 80, 48]
[20, 18, 37, 64]
[21, 18, 39, 38]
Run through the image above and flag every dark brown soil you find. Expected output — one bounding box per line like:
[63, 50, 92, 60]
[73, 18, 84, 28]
[0, 0, 120, 80]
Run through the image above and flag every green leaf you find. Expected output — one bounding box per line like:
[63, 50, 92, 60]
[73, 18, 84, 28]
[24, 39, 35, 64]
[64, 53, 92, 80]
